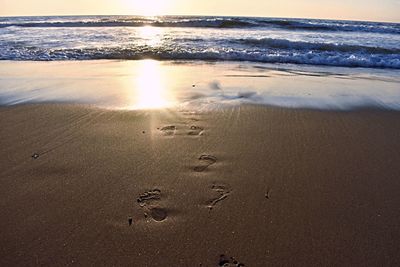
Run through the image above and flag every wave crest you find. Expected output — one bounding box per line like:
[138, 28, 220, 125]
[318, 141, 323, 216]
[2, 46, 399, 69]
[232, 38, 400, 54]
[1, 16, 399, 34]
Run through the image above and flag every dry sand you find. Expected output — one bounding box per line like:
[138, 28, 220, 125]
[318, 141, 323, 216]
[0, 104, 400, 266]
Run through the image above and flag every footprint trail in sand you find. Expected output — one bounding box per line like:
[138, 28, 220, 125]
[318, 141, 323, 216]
[137, 189, 168, 222]
[188, 125, 204, 136]
[160, 125, 177, 136]
[218, 254, 245, 266]
[207, 184, 231, 210]
[194, 155, 217, 172]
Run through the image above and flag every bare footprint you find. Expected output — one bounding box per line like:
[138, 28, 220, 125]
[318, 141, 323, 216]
[137, 189, 168, 222]
[160, 125, 177, 136]
[137, 189, 161, 207]
[194, 155, 217, 172]
[207, 184, 231, 210]
[188, 125, 204, 136]
[149, 207, 168, 222]
[219, 254, 245, 267]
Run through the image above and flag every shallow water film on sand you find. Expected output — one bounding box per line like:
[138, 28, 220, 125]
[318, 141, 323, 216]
[0, 60, 399, 110]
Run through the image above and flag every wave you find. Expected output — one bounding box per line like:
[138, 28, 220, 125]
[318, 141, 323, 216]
[1, 46, 399, 69]
[258, 19, 400, 34]
[1, 16, 399, 34]
[0, 17, 257, 29]
[232, 38, 400, 54]
[1, 16, 399, 69]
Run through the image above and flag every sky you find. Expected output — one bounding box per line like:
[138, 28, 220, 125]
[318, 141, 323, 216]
[1, 0, 399, 23]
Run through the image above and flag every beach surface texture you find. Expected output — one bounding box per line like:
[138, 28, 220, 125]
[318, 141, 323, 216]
[1, 103, 400, 266]
[1, 15, 400, 266]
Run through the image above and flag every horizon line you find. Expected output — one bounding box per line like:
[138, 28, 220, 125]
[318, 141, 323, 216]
[0, 13, 399, 24]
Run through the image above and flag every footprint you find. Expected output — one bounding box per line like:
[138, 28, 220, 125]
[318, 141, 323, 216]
[137, 189, 161, 207]
[149, 207, 168, 222]
[137, 189, 168, 222]
[188, 125, 204, 136]
[218, 254, 245, 267]
[207, 184, 231, 210]
[194, 155, 217, 172]
[160, 125, 177, 136]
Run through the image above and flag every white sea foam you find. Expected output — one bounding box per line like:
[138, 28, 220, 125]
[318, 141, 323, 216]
[0, 16, 399, 69]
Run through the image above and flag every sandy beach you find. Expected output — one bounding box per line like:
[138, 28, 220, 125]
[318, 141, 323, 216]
[1, 4, 400, 266]
[1, 103, 399, 266]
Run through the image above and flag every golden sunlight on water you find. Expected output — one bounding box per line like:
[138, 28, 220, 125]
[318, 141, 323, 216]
[130, 59, 174, 109]
[138, 26, 163, 47]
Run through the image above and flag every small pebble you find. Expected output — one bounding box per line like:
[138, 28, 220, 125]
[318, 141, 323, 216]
[32, 153, 39, 159]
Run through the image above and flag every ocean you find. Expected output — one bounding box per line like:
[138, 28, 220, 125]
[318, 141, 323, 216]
[1, 15, 400, 69]
[1, 15, 400, 110]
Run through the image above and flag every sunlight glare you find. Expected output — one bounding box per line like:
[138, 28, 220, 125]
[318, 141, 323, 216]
[122, 0, 168, 16]
[132, 60, 172, 109]
[138, 26, 163, 47]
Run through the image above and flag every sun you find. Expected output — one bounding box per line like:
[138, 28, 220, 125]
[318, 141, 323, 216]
[121, 0, 169, 16]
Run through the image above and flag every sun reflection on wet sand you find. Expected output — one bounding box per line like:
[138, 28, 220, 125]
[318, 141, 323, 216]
[129, 59, 174, 109]
[1, 60, 399, 110]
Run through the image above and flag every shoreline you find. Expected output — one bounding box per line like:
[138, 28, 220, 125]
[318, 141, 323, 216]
[1, 103, 400, 266]
[1, 60, 399, 111]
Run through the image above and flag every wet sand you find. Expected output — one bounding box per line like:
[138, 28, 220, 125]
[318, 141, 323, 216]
[1, 60, 400, 110]
[0, 104, 400, 266]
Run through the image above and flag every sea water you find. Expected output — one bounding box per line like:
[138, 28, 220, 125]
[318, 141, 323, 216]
[1, 15, 399, 68]
[0, 16, 399, 109]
